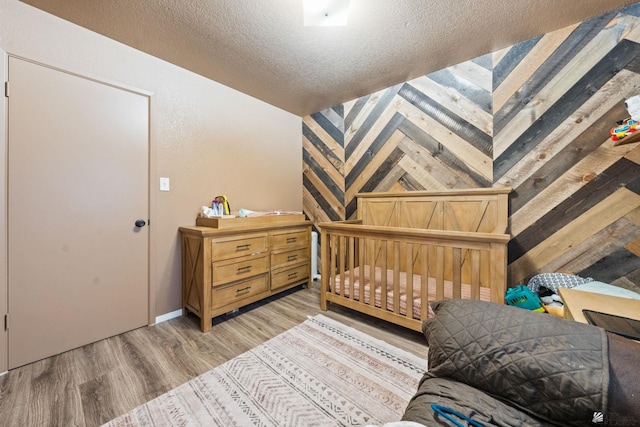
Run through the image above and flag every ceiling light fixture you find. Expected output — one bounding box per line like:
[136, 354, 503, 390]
[303, 0, 351, 27]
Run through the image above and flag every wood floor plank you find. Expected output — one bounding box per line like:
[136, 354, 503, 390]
[27, 353, 84, 427]
[0, 366, 32, 427]
[0, 282, 427, 427]
[80, 372, 129, 427]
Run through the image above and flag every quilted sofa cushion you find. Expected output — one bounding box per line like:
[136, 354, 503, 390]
[423, 299, 609, 426]
[402, 376, 550, 426]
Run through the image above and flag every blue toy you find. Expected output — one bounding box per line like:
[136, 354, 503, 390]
[505, 285, 545, 312]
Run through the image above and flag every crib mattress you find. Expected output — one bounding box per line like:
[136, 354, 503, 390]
[331, 265, 490, 319]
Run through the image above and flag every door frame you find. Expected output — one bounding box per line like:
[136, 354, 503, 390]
[0, 51, 157, 374]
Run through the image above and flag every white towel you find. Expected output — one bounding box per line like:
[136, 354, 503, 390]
[625, 95, 640, 121]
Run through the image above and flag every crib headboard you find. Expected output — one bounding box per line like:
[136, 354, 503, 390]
[356, 187, 510, 234]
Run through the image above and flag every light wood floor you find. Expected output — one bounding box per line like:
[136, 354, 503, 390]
[0, 281, 428, 427]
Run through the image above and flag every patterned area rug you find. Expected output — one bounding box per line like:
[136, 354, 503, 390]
[103, 314, 427, 427]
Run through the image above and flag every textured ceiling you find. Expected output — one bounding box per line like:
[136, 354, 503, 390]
[19, 0, 639, 116]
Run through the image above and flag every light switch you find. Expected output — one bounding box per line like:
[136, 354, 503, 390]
[160, 177, 170, 192]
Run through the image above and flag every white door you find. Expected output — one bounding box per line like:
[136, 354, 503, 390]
[7, 57, 150, 368]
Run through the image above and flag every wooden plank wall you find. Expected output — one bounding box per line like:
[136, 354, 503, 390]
[303, 4, 640, 291]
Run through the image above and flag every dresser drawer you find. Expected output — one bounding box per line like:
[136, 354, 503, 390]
[212, 274, 269, 309]
[212, 254, 268, 286]
[271, 263, 309, 290]
[212, 234, 268, 260]
[271, 247, 309, 269]
[270, 228, 309, 249]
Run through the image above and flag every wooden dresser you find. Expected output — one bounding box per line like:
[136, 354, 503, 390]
[180, 215, 312, 332]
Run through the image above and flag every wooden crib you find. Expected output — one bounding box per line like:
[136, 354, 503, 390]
[318, 188, 511, 332]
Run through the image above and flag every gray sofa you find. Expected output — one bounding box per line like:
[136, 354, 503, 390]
[402, 299, 640, 426]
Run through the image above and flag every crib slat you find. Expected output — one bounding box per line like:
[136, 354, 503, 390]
[329, 234, 339, 294]
[333, 235, 339, 296]
[358, 237, 365, 302]
[320, 229, 329, 311]
[471, 249, 481, 300]
[338, 235, 345, 296]
[420, 244, 429, 320]
[346, 236, 352, 301]
[366, 237, 374, 307]
[453, 247, 461, 299]
[436, 246, 445, 301]
[406, 243, 414, 320]
[393, 241, 400, 314]
[380, 239, 388, 311]
[490, 242, 507, 304]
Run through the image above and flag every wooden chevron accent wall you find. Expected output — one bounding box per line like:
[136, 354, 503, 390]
[303, 3, 640, 290]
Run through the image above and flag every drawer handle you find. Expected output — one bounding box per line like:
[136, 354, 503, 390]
[286, 237, 297, 243]
[287, 272, 298, 279]
[287, 255, 298, 261]
[237, 265, 252, 273]
[236, 244, 251, 251]
[236, 286, 251, 293]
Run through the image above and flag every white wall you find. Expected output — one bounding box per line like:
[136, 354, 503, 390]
[0, 0, 302, 372]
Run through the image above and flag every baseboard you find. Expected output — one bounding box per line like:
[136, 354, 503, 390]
[155, 309, 182, 324]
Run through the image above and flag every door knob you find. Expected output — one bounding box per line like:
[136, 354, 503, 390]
[135, 219, 146, 228]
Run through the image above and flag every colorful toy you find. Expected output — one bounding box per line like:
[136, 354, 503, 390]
[610, 118, 638, 141]
[505, 285, 545, 312]
[212, 195, 231, 216]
